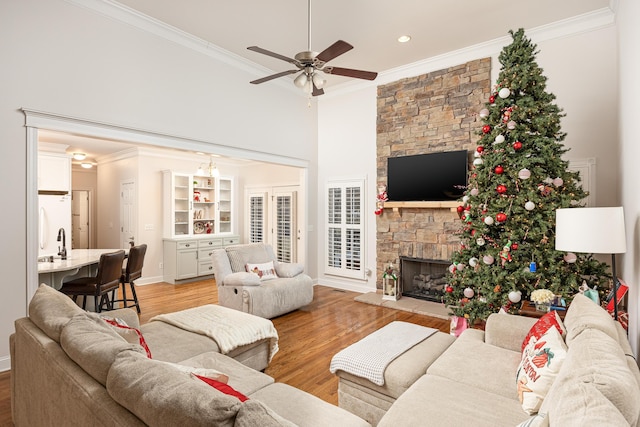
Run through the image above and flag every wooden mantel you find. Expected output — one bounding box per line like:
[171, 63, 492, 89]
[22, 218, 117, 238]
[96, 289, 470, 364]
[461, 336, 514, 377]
[384, 201, 460, 214]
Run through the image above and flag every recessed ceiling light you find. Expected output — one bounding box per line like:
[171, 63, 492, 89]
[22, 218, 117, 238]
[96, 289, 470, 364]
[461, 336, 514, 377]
[398, 35, 411, 43]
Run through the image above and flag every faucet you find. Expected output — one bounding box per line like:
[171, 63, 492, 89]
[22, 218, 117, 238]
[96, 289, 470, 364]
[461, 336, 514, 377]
[57, 228, 67, 260]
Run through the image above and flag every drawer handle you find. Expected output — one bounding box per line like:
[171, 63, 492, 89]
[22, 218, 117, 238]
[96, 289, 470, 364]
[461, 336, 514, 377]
[185, 243, 191, 247]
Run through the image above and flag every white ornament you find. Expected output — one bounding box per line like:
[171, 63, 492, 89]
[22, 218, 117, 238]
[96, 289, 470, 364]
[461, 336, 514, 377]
[564, 252, 577, 263]
[494, 134, 505, 144]
[525, 201, 536, 211]
[508, 290, 522, 303]
[474, 151, 482, 158]
[462, 195, 470, 203]
[456, 263, 465, 271]
[553, 177, 564, 187]
[518, 168, 531, 180]
[484, 216, 494, 225]
[469, 257, 479, 267]
[463, 287, 475, 298]
[482, 255, 495, 265]
[473, 158, 484, 166]
[544, 177, 553, 184]
[479, 108, 489, 118]
[448, 264, 456, 274]
[507, 120, 516, 130]
[476, 238, 486, 246]
[470, 188, 479, 196]
[498, 87, 511, 98]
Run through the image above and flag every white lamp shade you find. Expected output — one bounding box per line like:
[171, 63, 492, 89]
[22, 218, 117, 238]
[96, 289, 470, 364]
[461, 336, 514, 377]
[555, 207, 626, 254]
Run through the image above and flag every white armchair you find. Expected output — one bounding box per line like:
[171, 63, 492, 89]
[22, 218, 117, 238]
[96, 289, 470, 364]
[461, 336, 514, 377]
[211, 243, 314, 319]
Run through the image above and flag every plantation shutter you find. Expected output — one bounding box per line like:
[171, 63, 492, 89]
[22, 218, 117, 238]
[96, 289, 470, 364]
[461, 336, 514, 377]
[248, 192, 267, 243]
[274, 191, 296, 262]
[325, 179, 365, 279]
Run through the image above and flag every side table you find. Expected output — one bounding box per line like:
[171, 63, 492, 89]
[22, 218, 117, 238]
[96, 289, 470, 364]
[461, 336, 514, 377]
[519, 300, 567, 320]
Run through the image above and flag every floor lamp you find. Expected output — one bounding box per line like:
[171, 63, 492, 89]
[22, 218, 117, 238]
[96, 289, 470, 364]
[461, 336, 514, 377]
[555, 207, 627, 320]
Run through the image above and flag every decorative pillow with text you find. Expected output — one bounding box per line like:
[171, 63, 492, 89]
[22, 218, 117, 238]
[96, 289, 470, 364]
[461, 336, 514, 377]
[516, 326, 568, 414]
[245, 261, 278, 281]
[521, 310, 566, 352]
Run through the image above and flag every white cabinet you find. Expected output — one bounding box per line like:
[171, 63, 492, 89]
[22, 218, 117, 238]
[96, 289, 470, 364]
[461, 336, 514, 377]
[38, 152, 71, 193]
[163, 171, 235, 238]
[163, 235, 239, 284]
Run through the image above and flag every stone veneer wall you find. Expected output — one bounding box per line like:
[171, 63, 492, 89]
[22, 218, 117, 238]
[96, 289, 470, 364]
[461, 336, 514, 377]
[376, 58, 491, 288]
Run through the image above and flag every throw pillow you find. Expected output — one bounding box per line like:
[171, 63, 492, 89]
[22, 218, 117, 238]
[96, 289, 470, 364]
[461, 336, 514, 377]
[521, 310, 566, 352]
[194, 374, 249, 402]
[102, 316, 152, 358]
[161, 360, 229, 384]
[245, 261, 278, 281]
[516, 326, 568, 414]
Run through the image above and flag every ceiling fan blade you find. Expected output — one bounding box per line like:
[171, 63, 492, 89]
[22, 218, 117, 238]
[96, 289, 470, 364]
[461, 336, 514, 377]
[250, 70, 298, 85]
[247, 46, 298, 65]
[312, 82, 325, 97]
[316, 40, 353, 63]
[324, 66, 378, 81]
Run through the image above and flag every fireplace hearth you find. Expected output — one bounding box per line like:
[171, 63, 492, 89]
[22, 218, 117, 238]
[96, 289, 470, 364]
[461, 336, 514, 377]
[400, 256, 450, 302]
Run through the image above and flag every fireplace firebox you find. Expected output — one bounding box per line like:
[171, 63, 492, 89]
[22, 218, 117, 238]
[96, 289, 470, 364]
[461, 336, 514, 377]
[400, 256, 450, 302]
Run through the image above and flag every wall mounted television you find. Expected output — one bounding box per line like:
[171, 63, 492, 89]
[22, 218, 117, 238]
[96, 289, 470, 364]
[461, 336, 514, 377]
[387, 150, 468, 201]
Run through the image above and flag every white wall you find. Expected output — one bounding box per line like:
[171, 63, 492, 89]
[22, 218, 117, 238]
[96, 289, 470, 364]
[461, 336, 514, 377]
[0, 0, 317, 371]
[316, 20, 620, 297]
[618, 0, 640, 357]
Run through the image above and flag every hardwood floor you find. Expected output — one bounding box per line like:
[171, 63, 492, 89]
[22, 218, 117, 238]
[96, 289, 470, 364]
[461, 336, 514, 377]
[0, 279, 449, 426]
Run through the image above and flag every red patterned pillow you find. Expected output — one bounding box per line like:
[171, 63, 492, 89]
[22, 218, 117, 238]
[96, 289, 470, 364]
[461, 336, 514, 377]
[194, 374, 249, 402]
[103, 317, 152, 359]
[521, 311, 566, 352]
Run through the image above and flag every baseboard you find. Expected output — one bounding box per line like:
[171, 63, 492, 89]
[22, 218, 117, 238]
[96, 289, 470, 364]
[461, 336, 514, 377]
[0, 354, 11, 372]
[316, 278, 374, 294]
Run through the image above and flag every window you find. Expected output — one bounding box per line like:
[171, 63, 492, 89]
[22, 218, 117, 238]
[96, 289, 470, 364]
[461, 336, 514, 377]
[325, 179, 365, 279]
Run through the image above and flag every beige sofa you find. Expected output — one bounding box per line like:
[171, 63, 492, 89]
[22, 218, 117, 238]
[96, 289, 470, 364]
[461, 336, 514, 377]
[10, 284, 369, 427]
[339, 293, 640, 426]
[211, 243, 314, 319]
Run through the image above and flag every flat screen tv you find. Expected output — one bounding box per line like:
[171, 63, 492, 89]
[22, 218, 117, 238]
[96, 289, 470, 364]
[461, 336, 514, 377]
[387, 150, 468, 201]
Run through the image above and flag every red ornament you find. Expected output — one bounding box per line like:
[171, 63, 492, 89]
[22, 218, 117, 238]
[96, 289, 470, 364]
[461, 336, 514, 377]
[496, 184, 507, 194]
[465, 205, 471, 211]
[511, 242, 519, 250]
[445, 286, 454, 293]
[494, 165, 504, 175]
[456, 205, 464, 214]
[489, 95, 496, 104]
[513, 141, 523, 151]
[496, 212, 507, 222]
[476, 146, 484, 153]
[482, 125, 491, 134]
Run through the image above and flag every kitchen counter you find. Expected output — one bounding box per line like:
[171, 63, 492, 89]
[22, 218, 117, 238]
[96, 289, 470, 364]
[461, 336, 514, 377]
[38, 248, 128, 290]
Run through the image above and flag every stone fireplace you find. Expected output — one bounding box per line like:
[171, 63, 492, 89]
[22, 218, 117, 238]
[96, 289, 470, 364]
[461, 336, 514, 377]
[376, 58, 491, 291]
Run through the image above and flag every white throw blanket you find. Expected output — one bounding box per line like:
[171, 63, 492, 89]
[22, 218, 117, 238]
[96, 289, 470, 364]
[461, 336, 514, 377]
[330, 321, 436, 386]
[150, 304, 279, 362]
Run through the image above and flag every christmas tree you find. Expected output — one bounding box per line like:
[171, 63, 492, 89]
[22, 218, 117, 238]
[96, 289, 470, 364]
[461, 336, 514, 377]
[445, 29, 609, 325]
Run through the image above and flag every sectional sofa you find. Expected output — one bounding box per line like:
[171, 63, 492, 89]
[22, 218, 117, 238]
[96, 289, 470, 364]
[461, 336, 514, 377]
[10, 284, 369, 427]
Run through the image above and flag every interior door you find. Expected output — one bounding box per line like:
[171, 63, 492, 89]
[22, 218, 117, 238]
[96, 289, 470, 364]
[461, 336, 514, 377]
[120, 180, 136, 248]
[247, 191, 268, 243]
[71, 190, 90, 249]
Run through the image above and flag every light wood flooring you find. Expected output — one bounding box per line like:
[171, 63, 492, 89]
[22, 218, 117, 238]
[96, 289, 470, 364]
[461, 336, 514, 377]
[0, 279, 449, 426]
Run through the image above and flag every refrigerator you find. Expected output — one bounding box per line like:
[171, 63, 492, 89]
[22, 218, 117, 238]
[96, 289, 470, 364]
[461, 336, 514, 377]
[38, 194, 72, 257]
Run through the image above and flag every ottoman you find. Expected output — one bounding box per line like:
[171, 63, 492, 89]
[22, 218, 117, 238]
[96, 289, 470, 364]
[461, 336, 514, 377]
[334, 327, 455, 426]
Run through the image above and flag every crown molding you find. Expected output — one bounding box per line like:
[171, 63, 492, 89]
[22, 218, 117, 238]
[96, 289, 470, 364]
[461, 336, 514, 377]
[322, 7, 616, 100]
[64, 0, 300, 96]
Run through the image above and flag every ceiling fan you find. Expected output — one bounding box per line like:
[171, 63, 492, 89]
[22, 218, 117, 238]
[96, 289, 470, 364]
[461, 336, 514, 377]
[247, 0, 377, 96]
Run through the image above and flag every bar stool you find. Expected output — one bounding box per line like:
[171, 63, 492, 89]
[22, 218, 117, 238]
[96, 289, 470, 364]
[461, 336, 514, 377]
[114, 243, 147, 313]
[60, 250, 125, 313]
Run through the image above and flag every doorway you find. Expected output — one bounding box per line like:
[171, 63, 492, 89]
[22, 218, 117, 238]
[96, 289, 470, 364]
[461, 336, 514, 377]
[71, 190, 91, 249]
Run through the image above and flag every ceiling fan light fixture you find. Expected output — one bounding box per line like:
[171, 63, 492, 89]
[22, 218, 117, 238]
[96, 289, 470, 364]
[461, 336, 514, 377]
[312, 73, 325, 89]
[293, 72, 308, 88]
